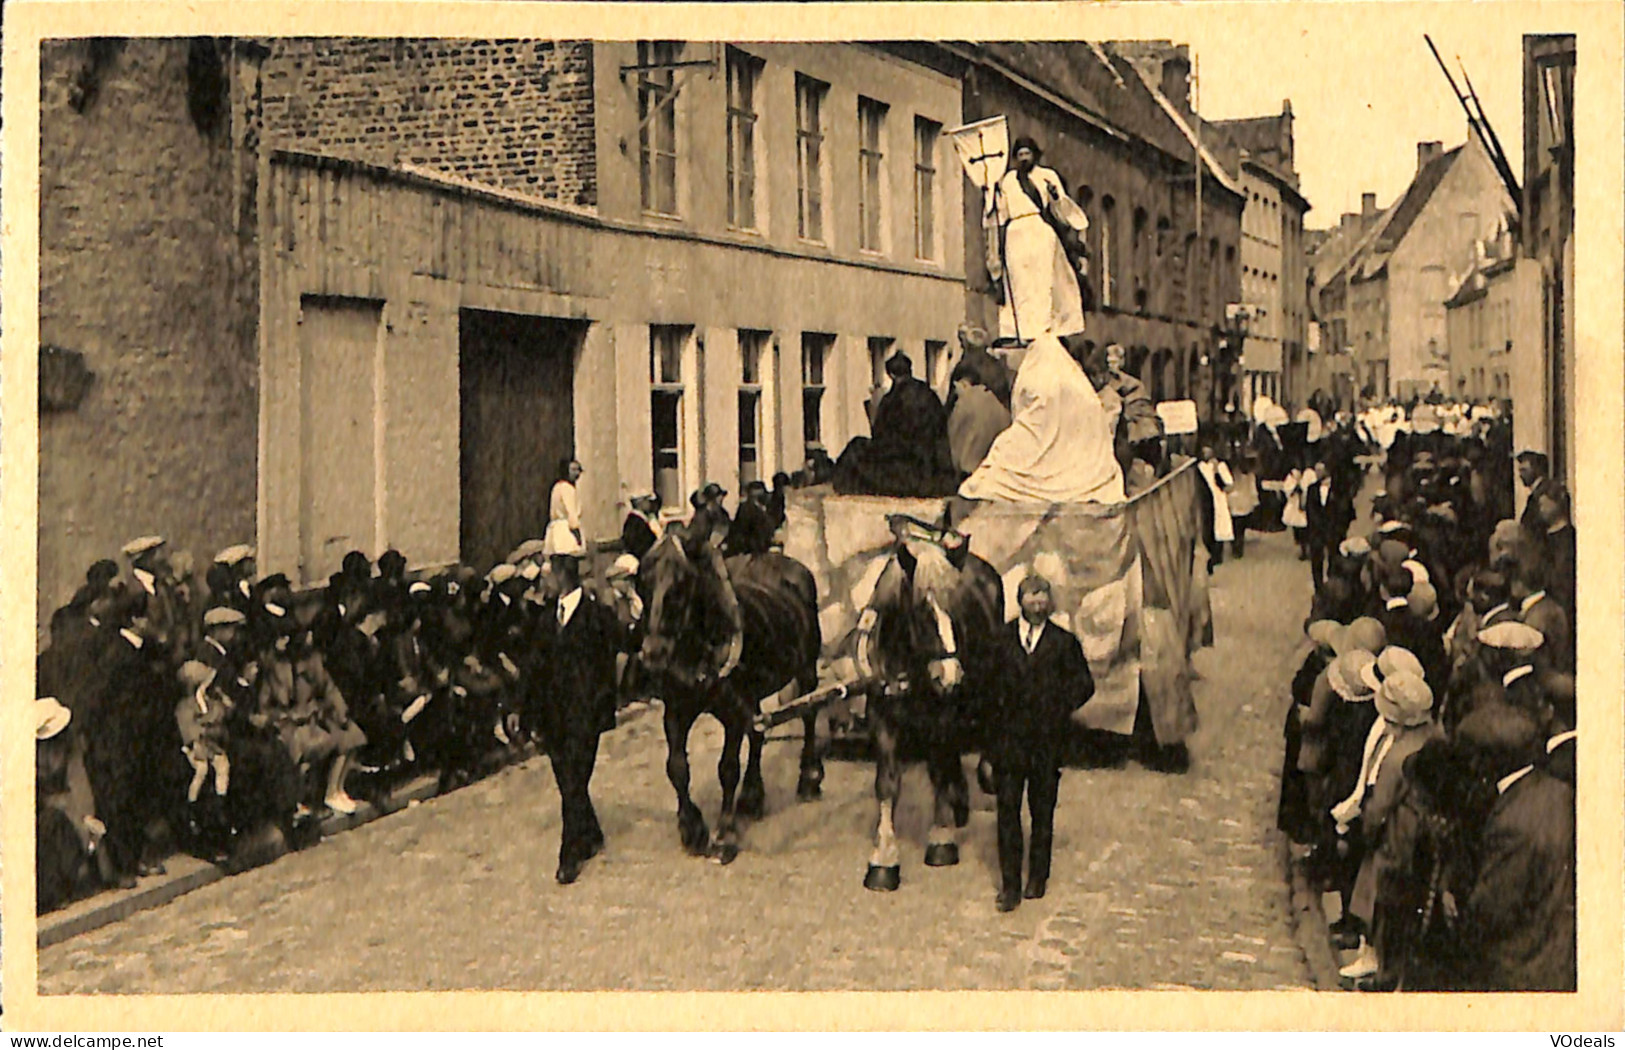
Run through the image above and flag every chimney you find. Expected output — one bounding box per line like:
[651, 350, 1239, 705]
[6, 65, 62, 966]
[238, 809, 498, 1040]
[1340, 213, 1357, 232]
[1361, 193, 1377, 220]
[1161, 48, 1192, 113]
[1417, 141, 1444, 173]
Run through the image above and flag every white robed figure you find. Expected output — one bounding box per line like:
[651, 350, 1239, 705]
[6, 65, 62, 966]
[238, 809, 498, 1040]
[986, 136, 1090, 343]
[959, 334, 1125, 505]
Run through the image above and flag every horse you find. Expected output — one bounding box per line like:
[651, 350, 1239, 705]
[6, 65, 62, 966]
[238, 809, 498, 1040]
[637, 523, 823, 864]
[851, 517, 1004, 891]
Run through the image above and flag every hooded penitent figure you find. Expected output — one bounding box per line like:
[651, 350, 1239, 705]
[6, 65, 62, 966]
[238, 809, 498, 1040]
[959, 334, 1125, 505]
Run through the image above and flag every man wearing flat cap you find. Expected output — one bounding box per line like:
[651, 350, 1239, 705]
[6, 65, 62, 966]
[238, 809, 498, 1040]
[123, 535, 184, 666]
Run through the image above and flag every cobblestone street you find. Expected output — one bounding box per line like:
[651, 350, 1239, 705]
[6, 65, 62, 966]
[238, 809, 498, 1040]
[41, 528, 1316, 994]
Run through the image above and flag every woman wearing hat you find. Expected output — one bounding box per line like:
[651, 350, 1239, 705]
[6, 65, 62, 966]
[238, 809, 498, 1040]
[36, 697, 105, 912]
[1334, 670, 1442, 984]
[985, 136, 1089, 344]
[1297, 641, 1384, 926]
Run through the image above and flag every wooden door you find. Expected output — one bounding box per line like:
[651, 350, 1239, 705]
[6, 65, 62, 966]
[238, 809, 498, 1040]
[299, 297, 380, 585]
[459, 309, 581, 571]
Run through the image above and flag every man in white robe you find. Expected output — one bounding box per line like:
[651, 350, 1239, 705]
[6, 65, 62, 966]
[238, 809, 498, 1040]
[959, 335, 1125, 505]
[987, 137, 1090, 344]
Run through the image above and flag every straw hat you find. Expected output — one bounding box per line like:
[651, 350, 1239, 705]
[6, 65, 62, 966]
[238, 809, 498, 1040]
[1327, 650, 1378, 702]
[1361, 646, 1425, 694]
[36, 697, 72, 741]
[1374, 671, 1434, 727]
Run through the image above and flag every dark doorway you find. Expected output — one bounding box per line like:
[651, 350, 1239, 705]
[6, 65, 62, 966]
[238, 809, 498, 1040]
[459, 309, 583, 571]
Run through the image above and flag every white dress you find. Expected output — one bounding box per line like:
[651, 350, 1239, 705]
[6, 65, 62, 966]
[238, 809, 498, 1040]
[959, 334, 1125, 505]
[543, 480, 584, 556]
[1198, 460, 1235, 543]
[987, 167, 1089, 342]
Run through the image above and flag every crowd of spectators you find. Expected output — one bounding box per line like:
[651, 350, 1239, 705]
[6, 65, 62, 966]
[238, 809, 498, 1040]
[1270, 400, 1576, 992]
[35, 535, 655, 915]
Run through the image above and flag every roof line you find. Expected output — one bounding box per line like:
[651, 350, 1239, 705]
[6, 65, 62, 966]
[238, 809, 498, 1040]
[942, 43, 1130, 146]
[1120, 61, 1245, 197]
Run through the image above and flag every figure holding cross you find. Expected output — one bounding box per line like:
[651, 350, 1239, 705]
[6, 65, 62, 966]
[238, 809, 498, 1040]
[985, 136, 1091, 344]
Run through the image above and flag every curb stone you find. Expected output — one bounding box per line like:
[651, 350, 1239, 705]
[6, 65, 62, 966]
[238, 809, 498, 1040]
[1278, 836, 1345, 991]
[39, 701, 663, 949]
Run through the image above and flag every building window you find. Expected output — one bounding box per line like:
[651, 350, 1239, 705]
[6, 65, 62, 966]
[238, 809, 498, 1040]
[726, 48, 764, 231]
[924, 339, 948, 395]
[858, 96, 888, 253]
[801, 333, 834, 457]
[650, 325, 692, 509]
[637, 41, 682, 217]
[738, 330, 770, 487]
[795, 75, 828, 242]
[913, 117, 940, 260]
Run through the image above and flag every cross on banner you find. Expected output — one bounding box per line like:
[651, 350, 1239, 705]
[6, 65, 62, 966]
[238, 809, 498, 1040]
[948, 116, 1011, 218]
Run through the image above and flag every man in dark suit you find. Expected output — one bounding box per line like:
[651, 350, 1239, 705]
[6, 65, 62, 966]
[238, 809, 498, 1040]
[1303, 456, 1349, 594]
[1515, 450, 1552, 537]
[532, 552, 622, 885]
[988, 573, 1094, 912]
[724, 481, 776, 557]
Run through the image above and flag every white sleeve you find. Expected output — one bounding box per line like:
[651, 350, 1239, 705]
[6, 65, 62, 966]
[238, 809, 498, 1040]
[1044, 171, 1089, 236]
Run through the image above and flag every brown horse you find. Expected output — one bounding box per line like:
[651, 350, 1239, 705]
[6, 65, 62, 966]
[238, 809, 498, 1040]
[637, 525, 823, 864]
[852, 519, 1004, 891]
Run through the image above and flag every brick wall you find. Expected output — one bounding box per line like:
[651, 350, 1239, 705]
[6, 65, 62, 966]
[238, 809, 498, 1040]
[38, 38, 262, 641]
[261, 39, 597, 207]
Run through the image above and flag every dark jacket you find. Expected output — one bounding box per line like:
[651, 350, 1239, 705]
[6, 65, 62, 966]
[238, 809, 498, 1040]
[1462, 769, 1576, 991]
[988, 617, 1093, 760]
[725, 500, 777, 557]
[530, 590, 622, 742]
[621, 512, 659, 561]
[1544, 524, 1576, 626]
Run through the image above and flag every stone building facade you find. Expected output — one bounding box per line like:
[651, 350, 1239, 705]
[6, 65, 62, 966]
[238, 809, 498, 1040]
[1327, 127, 1518, 401]
[260, 38, 598, 207]
[911, 40, 1246, 419]
[38, 38, 266, 636]
[38, 38, 966, 601]
[1213, 105, 1311, 414]
[1516, 34, 1576, 496]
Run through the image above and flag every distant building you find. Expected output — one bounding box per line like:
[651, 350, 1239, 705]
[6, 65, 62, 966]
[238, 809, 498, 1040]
[1443, 221, 1527, 400]
[1212, 104, 1312, 415]
[1326, 128, 1519, 401]
[1308, 192, 1384, 407]
[1515, 34, 1576, 496]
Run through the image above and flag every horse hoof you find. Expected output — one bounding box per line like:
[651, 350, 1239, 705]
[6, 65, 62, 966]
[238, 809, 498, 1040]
[737, 792, 766, 820]
[952, 801, 970, 829]
[924, 843, 960, 867]
[679, 821, 711, 857]
[710, 842, 740, 866]
[864, 864, 901, 892]
[796, 780, 823, 802]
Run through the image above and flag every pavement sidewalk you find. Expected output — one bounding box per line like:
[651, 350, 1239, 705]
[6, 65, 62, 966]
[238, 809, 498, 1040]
[37, 700, 658, 949]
